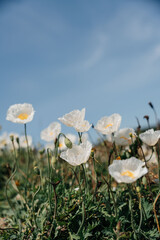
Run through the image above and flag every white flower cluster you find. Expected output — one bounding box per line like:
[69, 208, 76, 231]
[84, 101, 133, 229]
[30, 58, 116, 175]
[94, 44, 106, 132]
[5, 104, 153, 183]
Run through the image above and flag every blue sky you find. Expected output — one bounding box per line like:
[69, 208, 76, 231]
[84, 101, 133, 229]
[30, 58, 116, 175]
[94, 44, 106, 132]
[1, 0, 160, 144]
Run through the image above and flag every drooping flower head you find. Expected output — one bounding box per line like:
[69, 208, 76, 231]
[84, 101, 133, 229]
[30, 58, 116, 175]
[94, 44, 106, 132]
[60, 140, 92, 166]
[40, 122, 61, 142]
[94, 113, 122, 135]
[6, 103, 35, 124]
[108, 157, 148, 183]
[139, 129, 160, 146]
[58, 108, 91, 132]
[114, 128, 136, 146]
[59, 133, 77, 151]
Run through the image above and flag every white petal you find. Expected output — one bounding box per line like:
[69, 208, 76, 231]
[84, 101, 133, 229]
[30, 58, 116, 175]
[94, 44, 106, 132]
[6, 103, 35, 124]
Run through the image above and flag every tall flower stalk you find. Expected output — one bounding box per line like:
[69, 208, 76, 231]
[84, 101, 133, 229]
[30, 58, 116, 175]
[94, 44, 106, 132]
[5, 136, 21, 233]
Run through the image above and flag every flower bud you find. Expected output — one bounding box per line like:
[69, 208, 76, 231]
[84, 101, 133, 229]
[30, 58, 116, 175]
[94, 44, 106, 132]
[142, 176, 147, 185]
[64, 137, 72, 149]
[136, 186, 141, 193]
[148, 102, 154, 109]
[116, 221, 121, 231]
[143, 115, 149, 121]
[16, 137, 20, 145]
[10, 135, 14, 142]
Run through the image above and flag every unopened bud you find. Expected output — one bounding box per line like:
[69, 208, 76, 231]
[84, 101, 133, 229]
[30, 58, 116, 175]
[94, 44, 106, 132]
[116, 221, 121, 231]
[148, 102, 154, 109]
[16, 137, 19, 144]
[136, 186, 141, 193]
[144, 115, 149, 121]
[10, 135, 14, 142]
[142, 176, 147, 185]
[64, 137, 72, 149]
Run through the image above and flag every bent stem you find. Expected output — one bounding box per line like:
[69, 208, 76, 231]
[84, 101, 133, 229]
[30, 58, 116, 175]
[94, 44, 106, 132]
[55, 132, 67, 159]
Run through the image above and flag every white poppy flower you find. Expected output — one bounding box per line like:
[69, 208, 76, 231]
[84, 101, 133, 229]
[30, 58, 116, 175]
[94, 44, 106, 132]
[58, 108, 91, 132]
[108, 157, 148, 183]
[59, 133, 77, 151]
[94, 113, 122, 135]
[20, 135, 32, 148]
[139, 129, 160, 146]
[41, 122, 61, 142]
[114, 128, 136, 146]
[6, 103, 35, 124]
[0, 132, 9, 149]
[60, 140, 92, 166]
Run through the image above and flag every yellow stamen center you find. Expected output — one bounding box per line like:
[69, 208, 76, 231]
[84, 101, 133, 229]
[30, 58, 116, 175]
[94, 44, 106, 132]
[17, 113, 29, 120]
[129, 133, 136, 138]
[121, 170, 135, 178]
[59, 143, 63, 148]
[49, 132, 54, 136]
[1, 140, 6, 145]
[104, 123, 113, 129]
[120, 136, 130, 141]
[116, 156, 121, 160]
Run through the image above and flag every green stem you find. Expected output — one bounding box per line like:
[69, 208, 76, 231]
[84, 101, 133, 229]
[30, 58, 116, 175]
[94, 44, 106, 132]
[32, 177, 41, 228]
[55, 133, 66, 159]
[5, 139, 21, 232]
[77, 201, 85, 235]
[128, 187, 138, 240]
[102, 175, 117, 217]
[78, 132, 82, 143]
[70, 167, 85, 235]
[138, 195, 142, 232]
[70, 167, 82, 195]
[47, 149, 52, 214]
[155, 145, 160, 191]
[24, 123, 30, 201]
[92, 152, 98, 197]
[53, 185, 57, 219]
[82, 164, 88, 194]
[24, 123, 30, 180]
